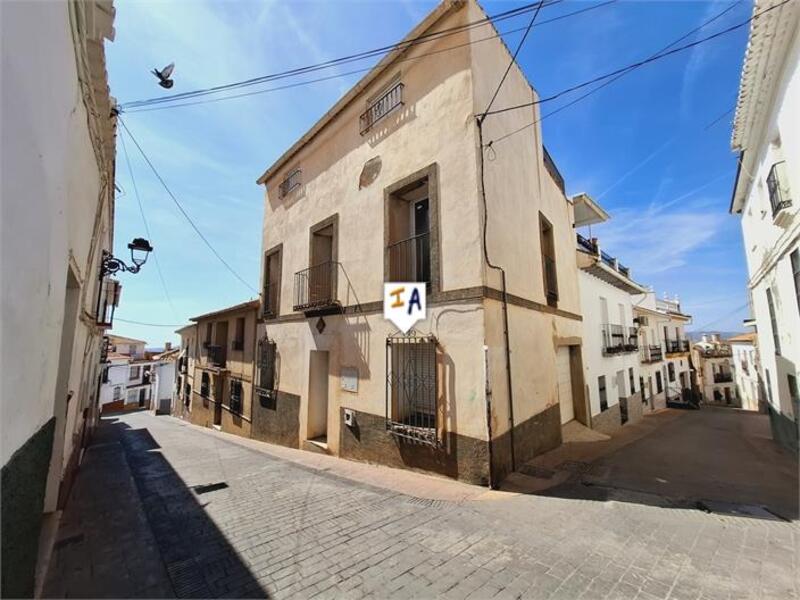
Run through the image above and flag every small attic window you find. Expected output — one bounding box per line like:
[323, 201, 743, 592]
[278, 168, 301, 198]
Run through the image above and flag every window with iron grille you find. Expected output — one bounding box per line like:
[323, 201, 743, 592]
[668, 363, 675, 382]
[230, 379, 243, 414]
[656, 371, 663, 393]
[598, 375, 607, 411]
[278, 168, 301, 198]
[129, 366, 140, 380]
[386, 334, 438, 446]
[629, 368, 635, 395]
[360, 81, 404, 135]
[256, 337, 277, 396]
[263, 246, 282, 318]
[766, 161, 791, 217]
[201, 372, 210, 398]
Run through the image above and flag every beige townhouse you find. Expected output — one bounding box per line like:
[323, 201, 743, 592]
[186, 301, 259, 440]
[254, 0, 585, 486]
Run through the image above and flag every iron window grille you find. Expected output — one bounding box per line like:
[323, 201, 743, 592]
[278, 168, 301, 198]
[255, 337, 277, 398]
[360, 81, 404, 135]
[230, 379, 243, 414]
[766, 161, 792, 217]
[385, 333, 439, 446]
[200, 372, 210, 398]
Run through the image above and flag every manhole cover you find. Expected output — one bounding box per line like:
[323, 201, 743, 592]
[695, 500, 786, 522]
[518, 464, 555, 479]
[192, 482, 229, 495]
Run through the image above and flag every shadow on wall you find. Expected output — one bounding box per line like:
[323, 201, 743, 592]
[772, 354, 799, 454]
[64, 416, 269, 598]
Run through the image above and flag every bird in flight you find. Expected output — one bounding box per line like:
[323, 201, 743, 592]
[152, 62, 175, 89]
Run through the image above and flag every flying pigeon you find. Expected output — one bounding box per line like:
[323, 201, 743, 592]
[152, 62, 175, 89]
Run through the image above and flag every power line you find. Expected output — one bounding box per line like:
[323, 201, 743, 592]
[488, 0, 745, 146]
[118, 118, 258, 294]
[123, 0, 616, 115]
[119, 128, 179, 320]
[119, 0, 567, 111]
[479, 0, 546, 121]
[481, 0, 792, 120]
[689, 302, 750, 332]
[114, 317, 184, 328]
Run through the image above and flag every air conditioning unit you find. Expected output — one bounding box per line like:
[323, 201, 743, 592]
[635, 316, 649, 326]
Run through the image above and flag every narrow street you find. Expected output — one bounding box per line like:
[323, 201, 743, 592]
[43, 410, 798, 599]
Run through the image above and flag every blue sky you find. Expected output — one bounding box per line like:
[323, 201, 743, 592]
[107, 0, 752, 346]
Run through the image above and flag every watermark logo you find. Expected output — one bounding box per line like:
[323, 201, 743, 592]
[384, 283, 426, 333]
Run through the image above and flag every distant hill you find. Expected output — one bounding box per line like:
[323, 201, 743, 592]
[685, 331, 745, 342]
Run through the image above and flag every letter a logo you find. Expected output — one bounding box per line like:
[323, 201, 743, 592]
[384, 283, 426, 333]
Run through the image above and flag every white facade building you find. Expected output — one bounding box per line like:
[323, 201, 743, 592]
[692, 335, 736, 406]
[729, 333, 763, 411]
[730, 0, 799, 451]
[1, 1, 118, 596]
[573, 194, 648, 435]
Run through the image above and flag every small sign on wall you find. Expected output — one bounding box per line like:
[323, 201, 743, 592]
[341, 367, 358, 393]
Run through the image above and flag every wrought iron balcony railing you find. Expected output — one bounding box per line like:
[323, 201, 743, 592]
[767, 161, 792, 218]
[641, 344, 663, 363]
[205, 344, 226, 368]
[602, 324, 638, 355]
[700, 346, 732, 358]
[360, 82, 404, 135]
[576, 233, 598, 254]
[665, 339, 690, 354]
[714, 372, 733, 384]
[293, 261, 338, 312]
[387, 232, 430, 284]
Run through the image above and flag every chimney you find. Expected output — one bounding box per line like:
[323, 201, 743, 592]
[165, 342, 172, 351]
[701, 334, 708, 343]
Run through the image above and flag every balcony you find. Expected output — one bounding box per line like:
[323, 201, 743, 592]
[387, 232, 430, 284]
[641, 344, 663, 363]
[576, 234, 632, 280]
[576, 233, 598, 254]
[699, 346, 732, 358]
[293, 261, 339, 313]
[601, 324, 638, 355]
[205, 344, 226, 368]
[664, 339, 690, 355]
[767, 161, 792, 218]
[360, 81, 403, 135]
[714, 372, 733, 384]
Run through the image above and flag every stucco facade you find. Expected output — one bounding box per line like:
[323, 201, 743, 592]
[729, 333, 763, 411]
[692, 336, 737, 407]
[730, 0, 799, 452]
[1, 1, 117, 596]
[188, 301, 259, 441]
[255, 0, 584, 485]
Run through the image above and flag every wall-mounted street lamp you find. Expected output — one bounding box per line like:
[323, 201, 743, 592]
[96, 237, 153, 327]
[100, 237, 154, 277]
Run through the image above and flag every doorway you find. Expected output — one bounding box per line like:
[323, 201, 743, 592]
[307, 350, 329, 442]
[309, 219, 336, 305]
[556, 347, 574, 424]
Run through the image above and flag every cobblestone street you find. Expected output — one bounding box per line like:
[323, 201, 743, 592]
[43, 412, 799, 599]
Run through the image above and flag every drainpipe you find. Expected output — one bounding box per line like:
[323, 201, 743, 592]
[483, 345, 495, 489]
[477, 118, 515, 475]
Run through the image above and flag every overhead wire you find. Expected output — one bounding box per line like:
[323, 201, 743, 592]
[119, 0, 568, 110]
[480, 0, 793, 120]
[118, 117, 258, 295]
[488, 0, 745, 146]
[122, 1, 618, 114]
[114, 317, 185, 327]
[119, 128, 179, 320]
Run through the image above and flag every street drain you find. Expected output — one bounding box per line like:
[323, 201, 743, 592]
[695, 500, 787, 522]
[192, 482, 229, 495]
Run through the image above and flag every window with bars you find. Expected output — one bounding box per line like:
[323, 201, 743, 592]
[668, 363, 675, 382]
[386, 334, 438, 446]
[656, 372, 663, 393]
[256, 337, 277, 396]
[230, 379, 243, 414]
[766, 287, 781, 355]
[201, 372, 210, 398]
[129, 366, 140, 380]
[598, 375, 607, 411]
[278, 168, 301, 198]
[360, 81, 404, 135]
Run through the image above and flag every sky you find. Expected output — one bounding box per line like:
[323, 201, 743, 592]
[106, 0, 753, 346]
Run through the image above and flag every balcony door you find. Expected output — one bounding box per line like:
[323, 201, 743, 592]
[387, 179, 431, 284]
[310, 224, 334, 304]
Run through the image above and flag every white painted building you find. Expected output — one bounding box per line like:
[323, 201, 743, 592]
[730, 0, 799, 451]
[573, 194, 648, 435]
[149, 346, 179, 415]
[692, 335, 737, 406]
[729, 333, 763, 411]
[0, 1, 118, 595]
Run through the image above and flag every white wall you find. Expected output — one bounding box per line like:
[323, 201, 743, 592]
[99, 361, 129, 407]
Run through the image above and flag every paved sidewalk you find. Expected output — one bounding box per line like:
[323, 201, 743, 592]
[43, 412, 799, 599]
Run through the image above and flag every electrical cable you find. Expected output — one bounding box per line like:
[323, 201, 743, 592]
[121, 1, 618, 114]
[119, 128, 179, 321]
[119, 0, 568, 110]
[119, 118, 258, 294]
[488, 0, 745, 146]
[115, 317, 185, 327]
[481, 0, 793, 120]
